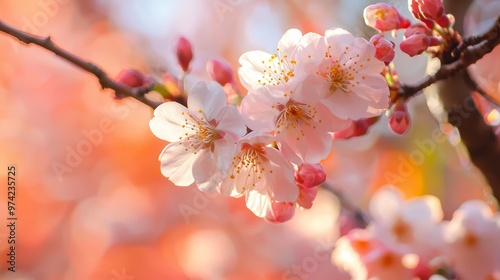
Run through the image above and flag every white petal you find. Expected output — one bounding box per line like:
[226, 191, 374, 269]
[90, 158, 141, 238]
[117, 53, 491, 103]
[264, 147, 298, 202]
[159, 142, 196, 186]
[238, 50, 275, 91]
[277, 28, 302, 57]
[192, 149, 222, 192]
[245, 189, 271, 217]
[240, 89, 282, 132]
[150, 102, 194, 142]
[213, 105, 247, 139]
[369, 186, 403, 225]
[188, 81, 226, 120]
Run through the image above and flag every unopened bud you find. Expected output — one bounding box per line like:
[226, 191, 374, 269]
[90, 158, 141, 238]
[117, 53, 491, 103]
[389, 102, 411, 135]
[400, 33, 431, 57]
[206, 57, 235, 86]
[363, 3, 410, 32]
[176, 37, 193, 72]
[370, 34, 395, 64]
[296, 185, 318, 209]
[295, 163, 326, 188]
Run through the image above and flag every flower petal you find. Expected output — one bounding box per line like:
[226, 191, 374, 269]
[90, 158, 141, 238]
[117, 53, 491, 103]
[188, 81, 226, 120]
[150, 102, 194, 142]
[159, 142, 196, 186]
[264, 147, 298, 202]
[213, 105, 247, 139]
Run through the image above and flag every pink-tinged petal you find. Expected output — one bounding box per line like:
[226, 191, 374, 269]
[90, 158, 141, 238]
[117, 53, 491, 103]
[159, 142, 197, 186]
[296, 185, 318, 209]
[213, 135, 238, 175]
[149, 102, 193, 142]
[245, 190, 270, 217]
[402, 196, 443, 225]
[188, 81, 227, 120]
[369, 187, 403, 225]
[265, 201, 296, 223]
[277, 29, 303, 57]
[213, 105, 246, 139]
[240, 89, 283, 132]
[349, 74, 389, 103]
[238, 50, 276, 90]
[321, 91, 388, 120]
[325, 28, 356, 55]
[264, 147, 298, 202]
[192, 148, 222, 192]
[294, 75, 330, 101]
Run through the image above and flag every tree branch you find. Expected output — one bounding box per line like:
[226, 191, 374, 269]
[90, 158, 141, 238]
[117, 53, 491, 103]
[397, 16, 500, 101]
[0, 20, 162, 109]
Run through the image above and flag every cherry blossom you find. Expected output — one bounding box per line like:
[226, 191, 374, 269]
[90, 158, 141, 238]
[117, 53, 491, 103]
[441, 200, 500, 279]
[218, 132, 298, 217]
[299, 28, 390, 120]
[149, 81, 246, 191]
[368, 187, 444, 262]
[240, 86, 349, 164]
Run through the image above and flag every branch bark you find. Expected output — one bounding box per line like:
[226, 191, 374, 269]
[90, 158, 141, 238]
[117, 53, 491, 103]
[436, 0, 500, 201]
[0, 20, 162, 109]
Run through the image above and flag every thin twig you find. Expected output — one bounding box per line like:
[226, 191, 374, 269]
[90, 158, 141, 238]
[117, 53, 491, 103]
[321, 184, 370, 228]
[0, 20, 162, 109]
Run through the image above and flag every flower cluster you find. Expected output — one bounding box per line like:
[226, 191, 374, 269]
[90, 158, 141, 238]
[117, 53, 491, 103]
[332, 187, 500, 280]
[149, 28, 390, 221]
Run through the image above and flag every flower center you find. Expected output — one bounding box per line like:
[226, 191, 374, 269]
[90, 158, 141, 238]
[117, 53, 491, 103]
[180, 112, 222, 153]
[326, 62, 354, 93]
[275, 99, 318, 139]
[391, 218, 413, 243]
[257, 50, 296, 90]
[229, 143, 269, 189]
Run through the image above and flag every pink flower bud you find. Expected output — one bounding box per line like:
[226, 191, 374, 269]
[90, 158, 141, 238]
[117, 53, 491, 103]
[408, 0, 436, 28]
[334, 117, 379, 140]
[264, 201, 295, 223]
[370, 34, 395, 64]
[295, 163, 326, 188]
[206, 57, 235, 86]
[363, 3, 411, 32]
[404, 24, 432, 37]
[296, 185, 318, 209]
[115, 68, 146, 88]
[389, 102, 411, 135]
[418, 0, 445, 21]
[176, 37, 193, 72]
[114, 69, 146, 99]
[400, 33, 430, 57]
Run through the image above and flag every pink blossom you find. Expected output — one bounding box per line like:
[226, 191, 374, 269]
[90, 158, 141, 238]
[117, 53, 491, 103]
[299, 28, 390, 120]
[218, 132, 299, 218]
[206, 57, 235, 86]
[404, 24, 433, 37]
[114, 69, 147, 99]
[295, 162, 326, 188]
[409, 0, 445, 21]
[240, 86, 349, 164]
[442, 200, 500, 279]
[176, 36, 193, 72]
[363, 3, 411, 32]
[370, 34, 395, 64]
[369, 187, 444, 262]
[332, 229, 414, 280]
[149, 81, 246, 191]
[264, 201, 295, 223]
[333, 117, 379, 139]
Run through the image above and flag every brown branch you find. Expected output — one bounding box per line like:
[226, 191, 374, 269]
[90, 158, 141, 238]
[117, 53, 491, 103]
[397, 16, 500, 100]
[0, 20, 162, 109]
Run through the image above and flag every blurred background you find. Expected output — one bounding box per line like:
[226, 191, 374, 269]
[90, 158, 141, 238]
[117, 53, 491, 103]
[0, 0, 492, 279]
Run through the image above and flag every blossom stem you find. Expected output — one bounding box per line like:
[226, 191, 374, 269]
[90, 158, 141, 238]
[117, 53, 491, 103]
[0, 20, 162, 109]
